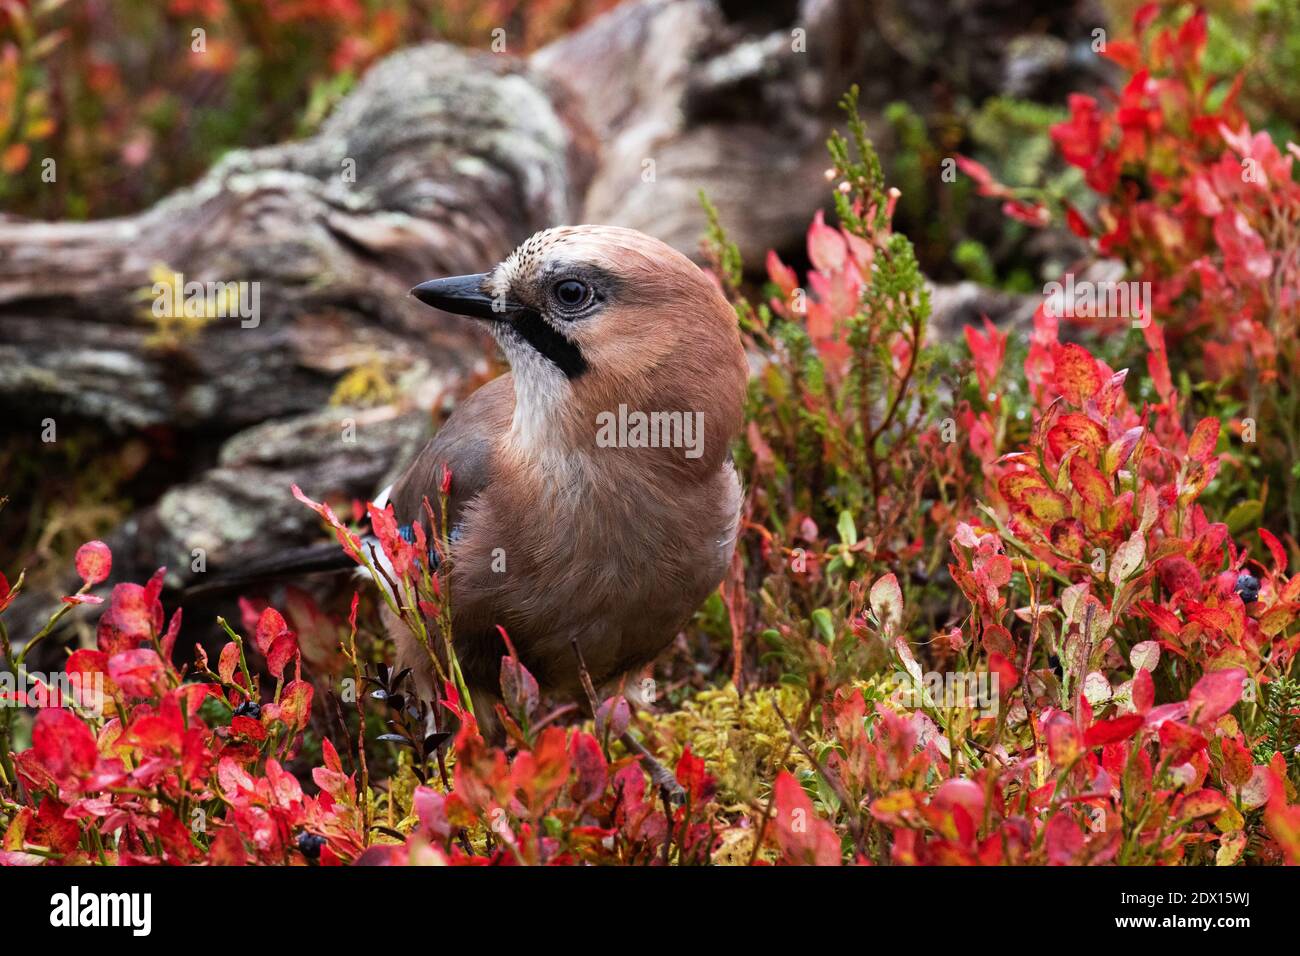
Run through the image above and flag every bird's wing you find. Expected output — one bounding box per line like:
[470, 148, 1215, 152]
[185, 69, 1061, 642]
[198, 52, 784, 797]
[388, 373, 514, 536]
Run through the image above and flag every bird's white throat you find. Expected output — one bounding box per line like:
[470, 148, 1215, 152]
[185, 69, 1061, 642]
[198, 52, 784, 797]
[499, 328, 569, 456]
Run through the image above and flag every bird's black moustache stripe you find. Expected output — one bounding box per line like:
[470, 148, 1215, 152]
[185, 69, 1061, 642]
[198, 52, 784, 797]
[512, 309, 589, 379]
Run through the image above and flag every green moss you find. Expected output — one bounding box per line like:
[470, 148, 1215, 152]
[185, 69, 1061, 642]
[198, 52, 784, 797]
[642, 683, 811, 807]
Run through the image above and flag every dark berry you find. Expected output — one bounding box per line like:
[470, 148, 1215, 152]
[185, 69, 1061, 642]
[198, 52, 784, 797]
[1235, 572, 1260, 603]
[297, 832, 326, 860]
[233, 700, 261, 720]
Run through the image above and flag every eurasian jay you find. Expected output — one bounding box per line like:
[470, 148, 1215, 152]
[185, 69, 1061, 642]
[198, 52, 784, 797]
[195, 225, 748, 785]
[385, 225, 747, 751]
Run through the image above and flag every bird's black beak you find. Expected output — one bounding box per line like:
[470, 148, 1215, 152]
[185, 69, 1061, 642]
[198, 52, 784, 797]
[410, 273, 513, 321]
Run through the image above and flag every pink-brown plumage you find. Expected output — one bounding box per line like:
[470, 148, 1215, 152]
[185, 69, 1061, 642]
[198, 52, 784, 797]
[392, 226, 747, 737]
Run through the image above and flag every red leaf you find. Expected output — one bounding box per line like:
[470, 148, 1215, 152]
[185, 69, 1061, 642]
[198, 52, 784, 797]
[595, 695, 629, 740]
[107, 648, 165, 698]
[291, 484, 363, 561]
[161, 608, 182, 665]
[1186, 418, 1220, 463]
[675, 746, 715, 804]
[1214, 210, 1272, 283]
[1179, 788, 1226, 820]
[255, 607, 291, 656]
[1045, 711, 1083, 765]
[964, 316, 1007, 394]
[955, 155, 1008, 197]
[108, 582, 159, 642]
[1064, 203, 1092, 238]
[1104, 426, 1144, 475]
[869, 573, 904, 633]
[998, 468, 1050, 503]
[322, 736, 343, 773]
[1049, 518, 1088, 558]
[771, 771, 841, 866]
[1138, 600, 1182, 637]
[1051, 343, 1104, 407]
[230, 716, 266, 741]
[31, 797, 80, 855]
[74, 541, 112, 586]
[987, 652, 1019, 698]
[499, 653, 540, 725]
[218, 642, 240, 685]
[569, 732, 607, 805]
[1265, 785, 1300, 864]
[1220, 736, 1253, 789]
[1085, 713, 1144, 747]
[1187, 668, 1245, 725]
[806, 210, 847, 273]
[932, 778, 986, 824]
[32, 709, 97, 787]
[413, 786, 451, 842]
[209, 828, 249, 865]
[1259, 528, 1288, 574]
[981, 624, 1015, 658]
[766, 249, 798, 297]
[1132, 668, 1155, 715]
[267, 633, 299, 680]
[1147, 340, 1173, 403]
[132, 712, 184, 752]
[1003, 199, 1049, 226]
[66, 648, 109, 682]
[278, 680, 313, 731]
[1133, 2, 1160, 34]
[1068, 456, 1114, 509]
[1046, 414, 1108, 462]
[348, 592, 360, 631]
[1043, 813, 1084, 865]
[1159, 720, 1208, 765]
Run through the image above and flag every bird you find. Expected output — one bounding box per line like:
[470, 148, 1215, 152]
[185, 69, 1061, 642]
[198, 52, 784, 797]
[195, 225, 748, 784]
[390, 225, 748, 746]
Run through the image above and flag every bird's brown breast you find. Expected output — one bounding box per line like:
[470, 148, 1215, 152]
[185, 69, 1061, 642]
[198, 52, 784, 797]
[447, 443, 741, 696]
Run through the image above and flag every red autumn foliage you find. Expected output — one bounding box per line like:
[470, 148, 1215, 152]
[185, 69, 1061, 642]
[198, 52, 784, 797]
[4, 1, 1300, 868]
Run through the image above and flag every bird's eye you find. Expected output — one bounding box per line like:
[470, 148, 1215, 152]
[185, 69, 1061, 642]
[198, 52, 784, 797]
[553, 279, 590, 309]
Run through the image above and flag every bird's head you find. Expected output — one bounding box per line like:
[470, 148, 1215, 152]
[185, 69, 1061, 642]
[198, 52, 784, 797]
[412, 225, 747, 473]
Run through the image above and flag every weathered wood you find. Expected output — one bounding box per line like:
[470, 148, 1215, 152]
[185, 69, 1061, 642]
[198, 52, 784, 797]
[533, 0, 870, 265]
[0, 44, 584, 432]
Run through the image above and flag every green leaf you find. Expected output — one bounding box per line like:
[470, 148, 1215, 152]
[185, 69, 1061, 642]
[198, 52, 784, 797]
[1225, 499, 1263, 535]
[837, 510, 857, 547]
[810, 608, 835, 643]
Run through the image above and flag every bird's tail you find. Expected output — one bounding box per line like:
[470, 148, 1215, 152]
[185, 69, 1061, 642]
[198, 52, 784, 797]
[183, 542, 359, 600]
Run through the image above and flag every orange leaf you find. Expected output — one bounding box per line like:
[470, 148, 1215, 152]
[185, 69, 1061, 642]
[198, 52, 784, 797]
[1051, 343, 1104, 407]
[1186, 418, 1220, 463]
[1, 143, 30, 175]
[1068, 456, 1113, 509]
[1046, 414, 1108, 462]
